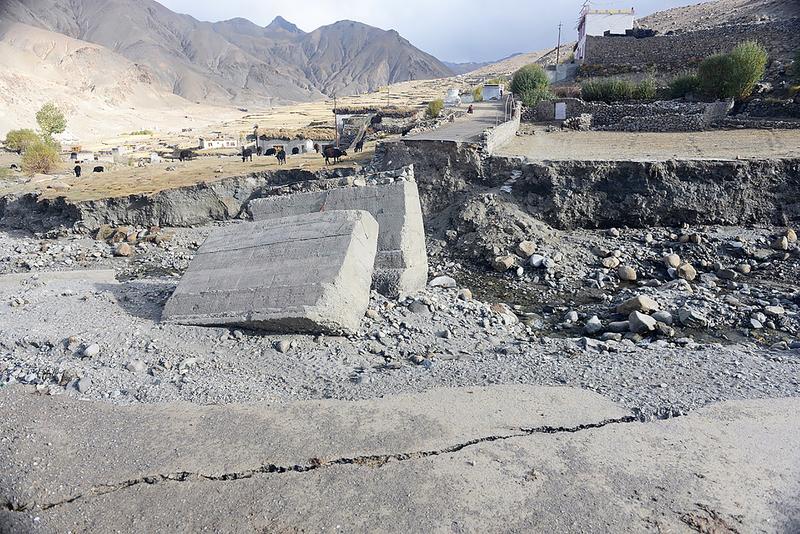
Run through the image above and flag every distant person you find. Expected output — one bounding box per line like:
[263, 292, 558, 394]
[467, 104, 474, 114]
[74, 164, 81, 178]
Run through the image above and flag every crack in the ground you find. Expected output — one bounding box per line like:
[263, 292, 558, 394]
[3, 415, 638, 513]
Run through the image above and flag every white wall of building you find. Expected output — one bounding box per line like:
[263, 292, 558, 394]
[577, 9, 634, 61]
[483, 84, 504, 100]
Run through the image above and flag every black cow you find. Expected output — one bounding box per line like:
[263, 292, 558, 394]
[276, 150, 287, 165]
[264, 148, 277, 157]
[93, 166, 104, 173]
[323, 147, 347, 165]
[313, 143, 321, 154]
[178, 150, 194, 162]
[354, 138, 364, 153]
[241, 148, 253, 162]
[291, 147, 300, 155]
[256, 146, 263, 156]
[370, 113, 383, 125]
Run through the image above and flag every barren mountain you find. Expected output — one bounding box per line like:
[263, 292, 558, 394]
[637, 0, 800, 32]
[0, 20, 236, 141]
[0, 0, 454, 105]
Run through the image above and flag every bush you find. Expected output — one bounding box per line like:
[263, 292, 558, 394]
[36, 102, 67, 138]
[669, 74, 701, 99]
[581, 78, 658, 103]
[698, 41, 767, 100]
[21, 140, 60, 175]
[552, 85, 581, 98]
[510, 65, 549, 97]
[472, 86, 483, 102]
[510, 64, 552, 108]
[128, 130, 154, 136]
[4, 129, 40, 154]
[426, 99, 444, 119]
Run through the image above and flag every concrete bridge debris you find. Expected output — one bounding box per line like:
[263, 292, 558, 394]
[162, 210, 379, 335]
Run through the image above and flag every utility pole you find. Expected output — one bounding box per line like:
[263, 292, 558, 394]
[556, 22, 563, 66]
[333, 93, 339, 147]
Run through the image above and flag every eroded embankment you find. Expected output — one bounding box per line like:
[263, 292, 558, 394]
[377, 140, 800, 229]
[0, 168, 356, 232]
[2, 143, 799, 233]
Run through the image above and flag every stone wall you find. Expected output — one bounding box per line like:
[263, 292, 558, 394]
[739, 99, 800, 119]
[522, 98, 732, 131]
[583, 19, 800, 70]
[482, 103, 521, 155]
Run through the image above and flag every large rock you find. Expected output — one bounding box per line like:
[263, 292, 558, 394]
[249, 180, 427, 297]
[162, 210, 379, 335]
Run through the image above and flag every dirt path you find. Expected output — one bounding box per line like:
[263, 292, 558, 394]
[497, 128, 800, 161]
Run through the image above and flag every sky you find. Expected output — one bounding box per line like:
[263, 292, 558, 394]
[156, 0, 704, 63]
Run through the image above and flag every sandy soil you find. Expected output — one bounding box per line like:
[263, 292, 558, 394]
[499, 128, 800, 161]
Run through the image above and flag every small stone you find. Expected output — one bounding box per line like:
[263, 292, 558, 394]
[125, 360, 147, 373]
[76, 377, 91, 394]
[95, 225, 114, 241]
[617, 265, 637, 281]
[764, 306, 786, 317]
[564, 310, 579, 323]
[617, 295, 660, 315]
[492, 255, 516, 272]
[608, 228, 620, 237]
[516, 241, 537, 258]
[529, 254, 545, 268]
[678, 308, 709, 328]
[608, 321, 630, 333]
[677, 263, 697, 282]
[772, 236, 789, 251]
[407, 300, 430, 314]
[652, 311, 673, 325]
[735, 263, 751, 274]
[114, 243, 133, 257]
[786, 228, 797, 243]
[601, 256, 620, 269]
[457, 289, 473, 301]
[429, 276, 457, 288]
[663, 254, 681, 269]
[82, 344, 101, 358]
[274, 340, 292, 353]
[629, 311, 657, 334]
[365, 309, 380, 320]
[584, 316, 603, 335]
[716, 269, 738, 280]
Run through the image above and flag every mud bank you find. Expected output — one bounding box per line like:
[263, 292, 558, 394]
[0, 168, 355, 232]
[378, 140, 800, 229]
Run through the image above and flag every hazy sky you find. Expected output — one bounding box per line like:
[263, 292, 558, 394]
[157, 0, 704, 63]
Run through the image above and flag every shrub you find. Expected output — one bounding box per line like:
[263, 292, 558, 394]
[426, 99, 444, 119]
[472, 86, 483, 102]
[510, 65, 549, 97]
[128, 130, 154, 136]
[35, 102, 67, 138]
[4, 129, 40, 154]
[21, 140, 60, 175]
[669, 74, 701, 99]
[581, 78, 658, 102]
[552, 85, 581, 99]
[520, 85, 553, 107]
[698, 41, 767, 100]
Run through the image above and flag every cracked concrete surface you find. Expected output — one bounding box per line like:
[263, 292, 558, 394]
[1, 385, 799, 533]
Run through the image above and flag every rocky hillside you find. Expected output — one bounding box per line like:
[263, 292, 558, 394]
[638, 0, 799, 32]
[0, 20, 232, 141]
[0, 0, 454, 105]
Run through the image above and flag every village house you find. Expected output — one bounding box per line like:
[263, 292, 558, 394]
[575, 2, 634, 62]
[199, 135, 238, 150]
[483, 83, 505, 101]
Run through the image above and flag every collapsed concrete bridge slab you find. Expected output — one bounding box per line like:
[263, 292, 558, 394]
[249, 179, 428, 297]
[162, 210, 379, 335]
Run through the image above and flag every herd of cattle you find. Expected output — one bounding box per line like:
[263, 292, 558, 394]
[177, 141, 356, 166]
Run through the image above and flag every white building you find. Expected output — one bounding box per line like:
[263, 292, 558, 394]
[444, 88, 462, 107]
[576, 3, 634, 62]
[200, 137, 238, 150]
[483, 83, 504, 101]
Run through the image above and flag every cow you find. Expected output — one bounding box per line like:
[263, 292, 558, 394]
[264, 148, 277, 157]
[93, 166, 104, 173]
[354, 138, 364, 153]
[291, 147, 300, 155]
[313, 143, 321, 154]
[370, 113, 383, 125]
[256, 145, 263, 156]
[276, 150, 287, 165]
[178, 149, 194, 162]
[241, 148, 253, 162]
[323, 147, 347, 165]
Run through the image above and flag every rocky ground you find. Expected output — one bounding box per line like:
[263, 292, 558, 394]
[1, 216, 798, 420]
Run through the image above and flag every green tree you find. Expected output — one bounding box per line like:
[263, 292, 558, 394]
[35, 102, 67, 138]
[510, 65, 549, 98]
[698, 41, 767, 100]
[4, 129, 40, 154]
[472, 86, 483, 102]
[21, 140, 60, 176]
[426, 99, 444, 119]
